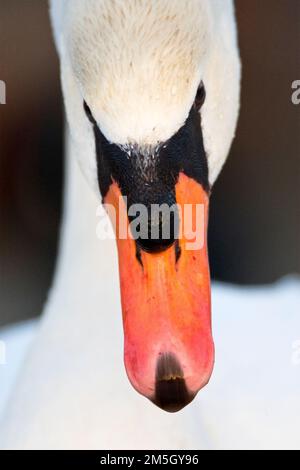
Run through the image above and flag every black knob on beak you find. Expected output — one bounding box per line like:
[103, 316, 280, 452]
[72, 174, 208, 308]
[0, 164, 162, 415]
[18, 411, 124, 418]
[132, 202, 179, 254]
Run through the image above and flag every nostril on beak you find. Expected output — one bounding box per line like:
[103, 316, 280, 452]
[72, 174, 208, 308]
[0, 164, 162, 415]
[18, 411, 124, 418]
[153, 353, 195, 412]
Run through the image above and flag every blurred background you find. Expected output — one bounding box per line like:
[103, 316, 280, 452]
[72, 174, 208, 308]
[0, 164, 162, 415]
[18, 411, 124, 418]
[0, 0, 299, 327]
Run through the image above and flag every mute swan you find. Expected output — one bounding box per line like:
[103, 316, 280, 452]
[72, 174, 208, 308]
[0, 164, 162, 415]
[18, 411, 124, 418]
[0, 0, 299, 450]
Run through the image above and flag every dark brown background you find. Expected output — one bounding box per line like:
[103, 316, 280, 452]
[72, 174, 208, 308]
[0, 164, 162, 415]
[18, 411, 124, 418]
[0, 0, 299, 327]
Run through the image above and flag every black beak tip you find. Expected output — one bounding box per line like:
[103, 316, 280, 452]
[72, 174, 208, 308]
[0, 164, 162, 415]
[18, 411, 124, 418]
[153, 378, 195, 413]
[152, 352, 195, 413]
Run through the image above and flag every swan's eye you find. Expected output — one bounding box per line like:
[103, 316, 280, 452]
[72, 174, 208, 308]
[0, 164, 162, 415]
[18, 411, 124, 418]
[194, 82, 206, 111]
[83, 100, 95, 124]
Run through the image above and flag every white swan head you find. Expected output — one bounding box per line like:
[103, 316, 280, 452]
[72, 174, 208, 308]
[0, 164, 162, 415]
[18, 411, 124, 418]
[50, 0, 241, 411]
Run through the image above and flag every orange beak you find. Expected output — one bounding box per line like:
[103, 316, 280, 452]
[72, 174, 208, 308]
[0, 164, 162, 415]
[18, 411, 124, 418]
[104, 172, 214, 412]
